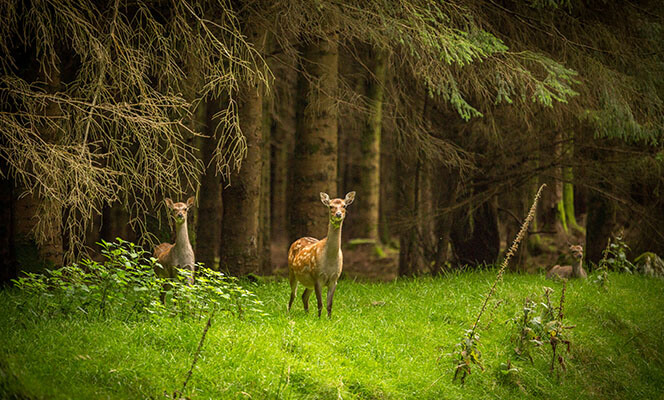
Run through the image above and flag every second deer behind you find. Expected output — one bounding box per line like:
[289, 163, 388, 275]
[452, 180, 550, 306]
[154, 197, 196, 285]
[546, 244, 587, 280]
[288, 191, 356, 318]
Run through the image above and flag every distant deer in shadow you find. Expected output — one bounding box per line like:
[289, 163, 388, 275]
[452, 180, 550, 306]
[547, 244, 587, 280]
[154, 197, 195, 285]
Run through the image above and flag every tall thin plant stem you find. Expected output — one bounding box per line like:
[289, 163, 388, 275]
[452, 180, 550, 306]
[177, 309, 216, 398]
[469, 184, 546, 337]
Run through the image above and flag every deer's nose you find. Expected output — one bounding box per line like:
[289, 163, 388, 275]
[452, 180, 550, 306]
[335, 211, 342, 218]
[177, 212, 184, 218]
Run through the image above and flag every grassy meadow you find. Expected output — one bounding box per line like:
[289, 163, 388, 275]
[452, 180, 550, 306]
[1, 271, 663, 399]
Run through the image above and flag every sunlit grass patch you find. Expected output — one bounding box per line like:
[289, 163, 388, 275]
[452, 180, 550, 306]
[1, 271, 663, 399]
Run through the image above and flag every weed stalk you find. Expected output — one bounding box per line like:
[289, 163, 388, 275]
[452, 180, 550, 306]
[470, 184, 546, 337]
[452, 184, 545, 384]
[175, 309, 216, 399]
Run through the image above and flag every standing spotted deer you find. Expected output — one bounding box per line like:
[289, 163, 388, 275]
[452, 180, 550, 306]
[546, 244, 587, 280]
[154, 197, 195, 285]
[288, 191, 356, 317]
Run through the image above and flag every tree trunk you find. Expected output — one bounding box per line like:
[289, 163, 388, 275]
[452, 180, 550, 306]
[195, 100, 221, 270]
[259, 94, 272, 274]
[397, 158, 421, 276]
[290, 33, 339, 241]
[379, 114, 398, 247]
[0, 171, 16, 284]
[84, 213, 103, 257]
[562, 132, 582, 233]
[269, 52, 297, 269]
[585, 190, 615, 266]
[432, 168, 459, 274]
[354, 49, 386, 241]
[100, 202, 133, 242]
[419, 165, 437, 269]
[538, 131, 566, 238]
[451, 196, 500, 267]
[562, 167, 582, 232]
[220, 22, 265, 276]
[396, 89, 428, 276]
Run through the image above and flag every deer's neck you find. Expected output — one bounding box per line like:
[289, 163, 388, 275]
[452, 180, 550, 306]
[323, 219, 342, 260]
[174, 220, 192, 250]
[572, 257, 583, 277]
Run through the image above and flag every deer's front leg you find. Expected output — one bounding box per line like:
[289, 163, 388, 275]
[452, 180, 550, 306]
[326, 281, 337, 318]
[314, 281, 323, 318]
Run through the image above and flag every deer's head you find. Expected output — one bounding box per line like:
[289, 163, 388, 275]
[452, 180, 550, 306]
[165, 197, 195, 225]
[570, 244, 584, 259]
[320, 191, 356, 227]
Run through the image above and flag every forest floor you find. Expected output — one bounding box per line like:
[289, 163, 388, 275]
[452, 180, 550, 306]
[2, 271, 663, 399]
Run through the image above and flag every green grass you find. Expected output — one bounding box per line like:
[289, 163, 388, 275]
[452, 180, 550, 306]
[1, 271, 664, 399]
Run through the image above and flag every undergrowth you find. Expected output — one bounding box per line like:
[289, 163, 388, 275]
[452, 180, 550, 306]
[10, 238, 264, 322]
[1, 271, 663, 399]
[1, 235, 663, 399]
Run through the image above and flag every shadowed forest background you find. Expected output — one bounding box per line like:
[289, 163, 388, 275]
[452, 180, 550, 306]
[1, 0, 663, 281]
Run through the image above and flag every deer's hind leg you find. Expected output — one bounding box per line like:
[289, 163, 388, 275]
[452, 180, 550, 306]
[302, 288, 312, 312]
[314, 281, 323, 318]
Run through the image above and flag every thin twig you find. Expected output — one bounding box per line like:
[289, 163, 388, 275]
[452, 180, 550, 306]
[176, 309, 216, 398]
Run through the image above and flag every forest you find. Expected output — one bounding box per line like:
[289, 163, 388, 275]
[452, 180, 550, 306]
[1, 0, 663, 278]
[1, 0, 664, 399]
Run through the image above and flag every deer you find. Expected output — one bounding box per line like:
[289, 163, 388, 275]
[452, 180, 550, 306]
[288, 191, 356, 318]
[154, 197, 195, 285]
[546, 244, 587, 280]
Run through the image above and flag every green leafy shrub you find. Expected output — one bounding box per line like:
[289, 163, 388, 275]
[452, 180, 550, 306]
[165, 266, 265, 320]
[496, 360, 523, 391]
[451, 329, 484, 384]
[598, 233, 636, 273]
[510, 285, 574, 376]
[11, 239, 263, 321]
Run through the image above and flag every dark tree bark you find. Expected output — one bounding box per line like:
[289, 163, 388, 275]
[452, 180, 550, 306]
[585, 190, 615, 266]
[100, 203, 133, 242]
[418, 164, 436, 265]
[290, 32, 339, 241]
[0, 171, 16, 284]
[538, 131, 566, 238]
[220, 21, 266, 276]
[451, 197, 500, 267]
[270, 52, 296, 246]
[259, 95, 272, 274]
[431, 168, 459, 274]
[195, 100, 222, 270]
[379, 114, 398, 246]
[397, 158, 421, 276]
[354, 49, 386, 241]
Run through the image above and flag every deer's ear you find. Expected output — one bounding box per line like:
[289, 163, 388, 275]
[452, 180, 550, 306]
[165, 198, 174, 209]
[344, 191, 356, 205]
[186, 196, 195, 208]
[320, 192, 330, 206]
